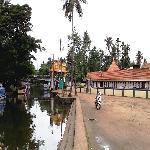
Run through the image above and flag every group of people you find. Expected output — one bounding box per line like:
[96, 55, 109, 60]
[54, 79, 63, 90]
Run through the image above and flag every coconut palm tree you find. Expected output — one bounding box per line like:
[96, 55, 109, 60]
[63, 0, 87, 22]
[62, 0, 87, 96]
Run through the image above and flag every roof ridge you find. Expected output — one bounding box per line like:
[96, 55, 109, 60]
[107, 59, 120, 72]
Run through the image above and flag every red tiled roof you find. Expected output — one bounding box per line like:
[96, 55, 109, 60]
[87, 61, 150, 81]
[107, 59, 120, 72]
[86, 72, 110, 80]
[141, 63, 150, 69]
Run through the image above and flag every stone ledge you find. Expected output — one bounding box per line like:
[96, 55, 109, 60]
[57, 95, 88, 150]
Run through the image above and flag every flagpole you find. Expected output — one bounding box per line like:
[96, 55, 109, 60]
[51, 54, 54, 90]
[60, 38, 64, 96]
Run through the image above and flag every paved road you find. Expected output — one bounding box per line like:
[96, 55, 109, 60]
[78, 93, 150, 150]
[79, 93, 112, 150]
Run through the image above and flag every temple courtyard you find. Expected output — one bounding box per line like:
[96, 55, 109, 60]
[78, 93, 150, 150]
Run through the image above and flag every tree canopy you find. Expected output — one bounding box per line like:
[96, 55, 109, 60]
[65, 32, 146, 82]
[62, 0, 87, 22]
[135, 50, 143, 66]
[0, 1, 44, 90]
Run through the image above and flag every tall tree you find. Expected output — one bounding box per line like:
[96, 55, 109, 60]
[0, 1, 44, 91]
[67, 31, 91, 82]
[135, 50, 143, 66]
[88, 46, 101, 72]
[62, 0, 87, 95]
[102, 55, 112, 71]
[75, 31, 91, 81]
[104, 37, 118, 62]
[115, 38, 121, 61]
[104, 37, 131, 69]
[63, 0, 87, 23]
[143, 58, 147, 64]
[99, 49, 108, 71]
[104, 36, 113, 54]
[120, 43, 131, 69]
[38, 62, 49, 76]
[67, 29, 81, 82]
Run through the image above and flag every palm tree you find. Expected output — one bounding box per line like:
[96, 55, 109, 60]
[63, 0, 87, 22]
[104, 36, 113, 54]
[62, 0, 87, 96]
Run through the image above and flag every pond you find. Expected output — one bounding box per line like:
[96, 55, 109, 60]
[0, 85, 71, 150]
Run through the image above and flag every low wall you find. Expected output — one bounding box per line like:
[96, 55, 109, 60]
[148, 91, 150, 98]
[124, 90, 133, 98]
[57, 97, 88, 150]
[73, 97, 88, 150]
[114, 89, 122, 97]
[105, 89, 113, 96]
[57, 101, 75, 150]
[135, 90, 146, 98]
[77, 87, 150, 99]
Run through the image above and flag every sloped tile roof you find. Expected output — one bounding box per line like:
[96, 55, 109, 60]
[107, 59, 120, 72]
[141, 63, 150, 69]
[87, 61, 150, 81]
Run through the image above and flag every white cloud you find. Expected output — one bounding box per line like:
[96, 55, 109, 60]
[11, 0, 150, 68]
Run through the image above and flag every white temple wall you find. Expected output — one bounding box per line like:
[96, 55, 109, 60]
[145, 82, 150, 89]
[91, 80, 150, 90]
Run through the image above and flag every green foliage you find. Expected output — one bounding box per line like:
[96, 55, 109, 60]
[66, 33, 144, 81]
[0, 100, 44, 149]
[104, 37, 113, 54]
[119, 43, 131, 69]
[104, 37, 131, 70]
[67, 30, 91, 82]
[88, 46, 101, 72]
[62, 0, 87, 21]
[143, 58, 147, 64]
[38, 63, 49, 76]
[66, 29, 81, 81]
[101, 55, 112, 71]
[135, 50, 143, 66]
[66, 34, 133, 81]
[78, 31, 91, 80]
[104, 37, 120, 62]
[0, 2, 44, 89]
[38, 60, 51, 76]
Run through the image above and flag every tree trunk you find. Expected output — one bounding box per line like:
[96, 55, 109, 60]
[69, 10, 74, 96]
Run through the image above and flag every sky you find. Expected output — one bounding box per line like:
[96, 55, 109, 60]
[11, 0, 150, 69]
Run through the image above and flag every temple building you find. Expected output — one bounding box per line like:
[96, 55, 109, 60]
[50, 60, 67, 75]
[86, 59, 150, 90]
[50, 60, 67, 89]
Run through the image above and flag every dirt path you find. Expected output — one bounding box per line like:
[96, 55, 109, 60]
[78, 93, 150, 150]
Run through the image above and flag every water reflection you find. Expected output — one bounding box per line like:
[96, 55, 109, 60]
[0, 100, 42, 150]
[0, 99, 6, 117]
[0, 85, 71, 150]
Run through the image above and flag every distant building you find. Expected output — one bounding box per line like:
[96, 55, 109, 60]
[87, 59, 150, 90]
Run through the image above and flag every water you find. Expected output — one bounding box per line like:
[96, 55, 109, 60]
[0, 85, 71, 150]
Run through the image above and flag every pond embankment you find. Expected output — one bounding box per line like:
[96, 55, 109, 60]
[56, 91, 88, 150]
[57, 88, 150, 150]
